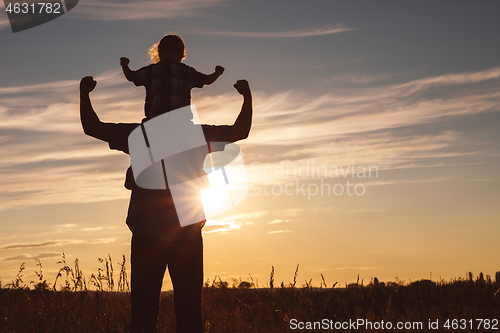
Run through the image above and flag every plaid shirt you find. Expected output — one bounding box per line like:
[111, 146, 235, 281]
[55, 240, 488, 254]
[130, 58, 207, 118]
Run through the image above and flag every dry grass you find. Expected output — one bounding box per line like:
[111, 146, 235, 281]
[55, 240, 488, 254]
[1, 255, 499, 332]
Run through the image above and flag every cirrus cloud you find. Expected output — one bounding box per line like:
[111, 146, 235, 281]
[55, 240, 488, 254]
[73, 0, 226, 21]
[191, 23, 354, 38]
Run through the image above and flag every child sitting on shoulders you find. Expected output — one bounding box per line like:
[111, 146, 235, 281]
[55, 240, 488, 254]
[120, 33, 224, 119]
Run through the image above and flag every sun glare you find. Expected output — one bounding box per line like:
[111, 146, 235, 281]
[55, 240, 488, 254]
[201, 169, 233, 218]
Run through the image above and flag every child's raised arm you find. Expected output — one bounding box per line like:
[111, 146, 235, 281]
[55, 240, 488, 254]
[120, 57, 134, 82]
[205, 65, 225, 85]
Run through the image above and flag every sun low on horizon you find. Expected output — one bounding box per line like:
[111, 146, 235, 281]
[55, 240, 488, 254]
[1, 1, 500, 292]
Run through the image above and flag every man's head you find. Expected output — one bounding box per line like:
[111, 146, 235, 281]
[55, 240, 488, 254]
[149, 33, 186, 63]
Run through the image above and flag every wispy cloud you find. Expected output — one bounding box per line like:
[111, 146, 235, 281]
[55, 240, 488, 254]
[1, 238, 116, 250]
[222, 211, 268, 220]
[268, 230, 291, 234]
[57, 223, 78, 229]
[2, 252, 61, 261]
[54, 224, 117, 232]
[74, 0, 225, 21]
[398, 67, 500, 91]
[203, 219, 242, 234]
[267, 219, 289, 224]
[202, 211, 268, 234]
[323, 69, 418, 85]
[193, 23, 354, 38]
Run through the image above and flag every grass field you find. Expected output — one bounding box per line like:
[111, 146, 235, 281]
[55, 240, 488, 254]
[1, 256, 499, 332]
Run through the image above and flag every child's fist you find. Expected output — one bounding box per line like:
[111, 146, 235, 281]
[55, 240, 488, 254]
[120, 57, 130, 66]
[215, 65, 225, 76]
[80, 76, 97, 94]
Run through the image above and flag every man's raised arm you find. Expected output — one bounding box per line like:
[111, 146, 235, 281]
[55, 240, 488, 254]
[80, 76, 108, 142]
[227, 80, 253, 143]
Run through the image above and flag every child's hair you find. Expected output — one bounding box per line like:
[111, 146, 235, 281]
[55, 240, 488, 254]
[148, 33, 186, 63]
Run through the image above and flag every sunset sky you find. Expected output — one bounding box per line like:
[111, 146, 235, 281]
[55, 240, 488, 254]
[1, 1, 499, 290]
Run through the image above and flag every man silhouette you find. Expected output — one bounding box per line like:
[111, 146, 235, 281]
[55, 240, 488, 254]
[79, 76, 253, 333]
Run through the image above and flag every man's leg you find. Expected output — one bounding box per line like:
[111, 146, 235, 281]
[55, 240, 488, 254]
[168, 232, 204, 333]
[130, 233, 168, 333]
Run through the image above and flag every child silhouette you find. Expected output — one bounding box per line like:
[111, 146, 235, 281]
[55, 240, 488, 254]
[120, 33, 224, 118]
